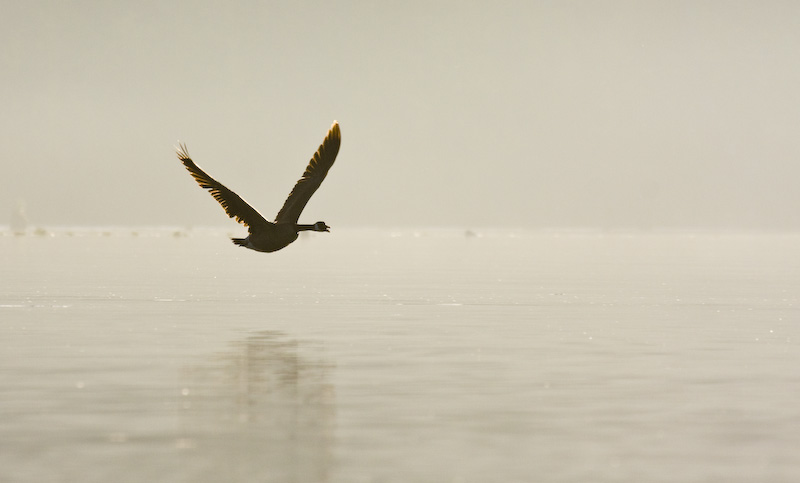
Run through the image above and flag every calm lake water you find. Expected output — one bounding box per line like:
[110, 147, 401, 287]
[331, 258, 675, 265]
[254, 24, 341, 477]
[1, 228, 799, 482]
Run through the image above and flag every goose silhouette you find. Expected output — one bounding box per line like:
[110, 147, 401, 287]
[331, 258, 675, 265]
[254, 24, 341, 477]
[176, 121, 341, 252]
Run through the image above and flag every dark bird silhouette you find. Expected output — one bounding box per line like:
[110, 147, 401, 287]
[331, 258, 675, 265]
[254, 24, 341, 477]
[176, 121, 341, 252]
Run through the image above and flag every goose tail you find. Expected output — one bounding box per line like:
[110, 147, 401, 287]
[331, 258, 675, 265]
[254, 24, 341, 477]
[231, 238, 248, 247]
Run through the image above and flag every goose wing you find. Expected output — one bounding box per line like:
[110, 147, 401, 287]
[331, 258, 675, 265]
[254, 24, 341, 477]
[275, 121, 341, 224]
[176, 143, 271, 230]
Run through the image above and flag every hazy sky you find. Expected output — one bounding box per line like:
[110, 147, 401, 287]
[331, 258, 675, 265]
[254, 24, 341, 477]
[2, 1, 799, 230]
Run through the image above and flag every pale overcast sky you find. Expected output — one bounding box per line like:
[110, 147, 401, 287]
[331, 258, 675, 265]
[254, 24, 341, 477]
[2, 1, 799, 230]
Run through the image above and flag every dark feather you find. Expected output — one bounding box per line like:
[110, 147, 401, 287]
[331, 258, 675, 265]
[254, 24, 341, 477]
[176, 143, 270, 230]
[275, 121, 341, 223]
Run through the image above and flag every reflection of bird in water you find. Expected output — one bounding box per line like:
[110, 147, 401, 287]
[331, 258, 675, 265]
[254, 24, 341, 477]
[176, 121, 341, 252]
[179, 331, 335, 482]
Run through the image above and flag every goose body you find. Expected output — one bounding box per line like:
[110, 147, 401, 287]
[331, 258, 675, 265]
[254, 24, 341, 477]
[176, 121, 341, 253]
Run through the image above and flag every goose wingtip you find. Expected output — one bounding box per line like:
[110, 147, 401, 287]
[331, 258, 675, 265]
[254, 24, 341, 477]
[175, 141, 189, 159]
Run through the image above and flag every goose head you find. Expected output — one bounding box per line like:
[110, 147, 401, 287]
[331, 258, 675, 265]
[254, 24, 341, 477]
[314, 221, 330, 232]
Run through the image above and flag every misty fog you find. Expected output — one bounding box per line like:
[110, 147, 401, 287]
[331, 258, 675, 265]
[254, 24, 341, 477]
[2, 1, 799, 230]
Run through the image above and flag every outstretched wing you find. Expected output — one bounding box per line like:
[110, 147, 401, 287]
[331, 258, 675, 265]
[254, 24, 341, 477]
[176, 143, 271, 229]
[275, 121, 341, 224]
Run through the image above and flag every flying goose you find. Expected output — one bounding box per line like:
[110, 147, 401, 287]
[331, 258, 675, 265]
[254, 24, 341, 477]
[176, 121, 341, 252]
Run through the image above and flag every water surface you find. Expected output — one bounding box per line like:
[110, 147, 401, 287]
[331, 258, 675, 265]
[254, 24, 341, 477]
[1, 228, 798, 482]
